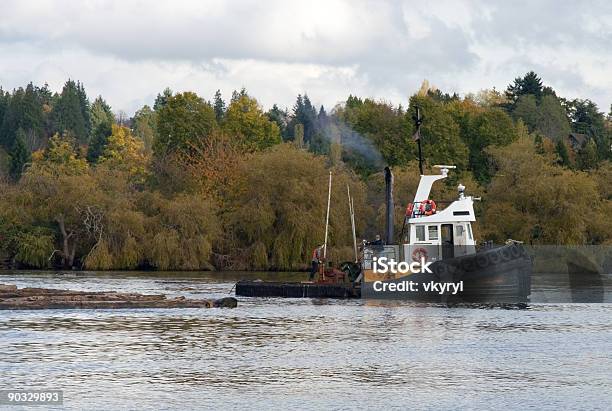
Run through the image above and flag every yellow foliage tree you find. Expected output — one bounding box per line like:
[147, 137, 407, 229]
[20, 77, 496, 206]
[223, 94, 281, 151]
[98, 125, 149, 183]
[482, 136, 602, 244]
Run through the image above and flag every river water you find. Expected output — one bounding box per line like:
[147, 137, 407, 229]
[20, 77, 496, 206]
[1, 271, 611, 410]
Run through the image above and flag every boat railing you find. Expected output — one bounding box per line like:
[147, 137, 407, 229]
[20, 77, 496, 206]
[407, 199, 454, 218]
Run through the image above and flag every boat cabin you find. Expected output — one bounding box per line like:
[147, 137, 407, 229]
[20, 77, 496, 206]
[362, 165, 477, 273]
[403, 165, 476, 263]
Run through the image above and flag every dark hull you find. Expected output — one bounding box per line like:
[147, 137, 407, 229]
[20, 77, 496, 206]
[362, 243, 532, 303]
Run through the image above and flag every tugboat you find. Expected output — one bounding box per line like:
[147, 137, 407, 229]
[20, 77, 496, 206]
[236, 107, 532, 302]
[358, 165, 532, 302]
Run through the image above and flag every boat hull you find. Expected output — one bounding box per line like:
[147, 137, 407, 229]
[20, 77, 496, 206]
[361, 243, 532, 303]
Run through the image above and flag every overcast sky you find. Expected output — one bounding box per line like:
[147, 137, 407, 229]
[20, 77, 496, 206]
[1, 0, 610, 116]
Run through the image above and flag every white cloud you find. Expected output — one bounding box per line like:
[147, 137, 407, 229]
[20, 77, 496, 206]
[0, 0, 610, 115]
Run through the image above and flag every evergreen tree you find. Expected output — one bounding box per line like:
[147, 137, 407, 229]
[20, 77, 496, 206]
[0, 88, 24, 148]
[568, 99, 609, 160]
[288, 94, 317, 144]
[266, 104, 289, 140]
[506, 71, 544, 105]
[317, 105, 328, 125]
[230, 87, 248, 104]
[213, 90, 226, 122]
[76, 81, 91, 137]
[87, 120, 113, 163]
[0, 88, 9, 128]
[0, 84, 45, 150]
[90, 96, 115, 133]
[9, 128, 31, 180]
[346, 94, 363, 109]
[52, 80, 89, 144]
[153, 87, 173, 111]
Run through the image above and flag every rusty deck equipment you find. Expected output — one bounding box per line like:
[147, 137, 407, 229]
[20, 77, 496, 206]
[235, 280, 360, 299]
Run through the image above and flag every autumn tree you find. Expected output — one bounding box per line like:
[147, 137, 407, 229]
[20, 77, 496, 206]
[222, 144, 367, 270]
[22, 133, 92, 268]
[335, 98, 412, 170]
[222, 94, 281, 151]
[98, 125, 148, 182]
[483, 136, 600, 244]
[450, 101, 519, 183]
[408, 95, 469, 170]
[536, 94, 571, 140]
[512, 94, 538, 131]
[132, 105, 157, 152]
[155, 92, 217, 156]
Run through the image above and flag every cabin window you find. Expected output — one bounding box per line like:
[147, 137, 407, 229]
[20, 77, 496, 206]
[467, 224, 473, 240]
[455, 225, 464, 238]
[415, 225, 425, 242]
[428, 225, 439, 240]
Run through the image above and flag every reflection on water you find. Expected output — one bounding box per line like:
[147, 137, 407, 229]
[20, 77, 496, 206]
[0, 271, 611, 410]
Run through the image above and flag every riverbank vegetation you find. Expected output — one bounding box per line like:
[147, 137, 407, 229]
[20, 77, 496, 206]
[0, 72, 610, 270]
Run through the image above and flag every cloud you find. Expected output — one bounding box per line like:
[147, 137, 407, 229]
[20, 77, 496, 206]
[0, 0, 610, 115]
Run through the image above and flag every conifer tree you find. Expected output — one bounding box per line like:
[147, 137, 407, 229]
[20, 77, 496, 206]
[506, 71, 544, 105]
[213, 90, 225, 122]
[266, 104, 288, 139]
[90, 96, 115, 133]
[153, 87, 173, 111]
[87, 120, 113, 163]
[52, 80, 89, 144]
[9, 128, 31, 180]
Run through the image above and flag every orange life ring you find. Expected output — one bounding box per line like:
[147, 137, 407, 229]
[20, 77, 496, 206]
[412, 247, 428, 262]
[419, 199, 437, 216]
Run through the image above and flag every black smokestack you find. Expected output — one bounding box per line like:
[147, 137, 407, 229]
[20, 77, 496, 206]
[384, 166, 394, 245]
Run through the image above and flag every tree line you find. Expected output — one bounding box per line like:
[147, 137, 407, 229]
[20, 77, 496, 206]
[0, 72, 610, 270]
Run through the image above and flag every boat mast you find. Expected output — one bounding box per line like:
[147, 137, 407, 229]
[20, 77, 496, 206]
[400, 106, 424, 243]
[413, 106, 424, 175]
[323, 171, 332, 259]
[347, 184, 358, 263]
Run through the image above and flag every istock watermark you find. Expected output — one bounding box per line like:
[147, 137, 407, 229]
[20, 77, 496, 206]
[370, 257, 464, 297]
[373, 256, 433, 274]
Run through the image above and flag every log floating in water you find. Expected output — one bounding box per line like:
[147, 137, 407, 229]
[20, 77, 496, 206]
[0, 284, 237, 309]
